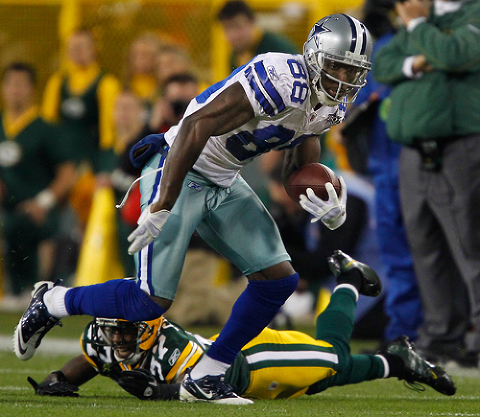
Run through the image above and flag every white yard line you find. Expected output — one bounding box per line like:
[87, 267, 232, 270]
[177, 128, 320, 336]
[0, 335, 81, 356]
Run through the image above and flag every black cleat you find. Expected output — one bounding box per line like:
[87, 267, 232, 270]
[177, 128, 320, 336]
[328, 250, 382, 297]
[386, 336, 457, 396]
[179, 368, 253, 404]
[14, 280, 63, 360]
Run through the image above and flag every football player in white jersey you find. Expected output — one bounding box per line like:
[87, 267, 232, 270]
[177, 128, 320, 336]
[16, 14, 372, 405]
[28, 252, 455, 400]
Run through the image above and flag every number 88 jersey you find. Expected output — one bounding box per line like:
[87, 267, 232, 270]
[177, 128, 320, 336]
[164, 52, 347, 188]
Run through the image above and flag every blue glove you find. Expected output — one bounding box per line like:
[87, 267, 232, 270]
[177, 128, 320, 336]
[130, 133, 168, 168]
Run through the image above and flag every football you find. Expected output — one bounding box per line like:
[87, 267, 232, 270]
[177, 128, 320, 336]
[286, 163, 342, 204]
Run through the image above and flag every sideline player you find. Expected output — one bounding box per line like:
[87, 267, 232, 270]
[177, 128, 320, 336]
[16, 14, 373, 404]
[28, 252, 455, 400]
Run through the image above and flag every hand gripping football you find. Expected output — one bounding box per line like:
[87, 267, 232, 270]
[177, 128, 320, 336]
[286, 163, 342, 204]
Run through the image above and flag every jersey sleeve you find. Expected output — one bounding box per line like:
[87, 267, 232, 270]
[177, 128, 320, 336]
[236, 53, 309, 118]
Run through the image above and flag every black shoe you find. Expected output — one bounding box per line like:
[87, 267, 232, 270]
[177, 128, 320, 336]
[14, 280, 63, 360]
[327, 250, 382, 297]
[385, 336, 456, 396]
[179, 368, 253, 404]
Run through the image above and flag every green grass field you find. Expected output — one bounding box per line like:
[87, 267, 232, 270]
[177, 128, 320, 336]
[1, 311, 480, 417]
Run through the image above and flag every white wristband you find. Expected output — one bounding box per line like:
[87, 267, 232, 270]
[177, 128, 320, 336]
[35, 189, 56, 210]
[402, 56, 423, 79]
[407, 17, 427, 32]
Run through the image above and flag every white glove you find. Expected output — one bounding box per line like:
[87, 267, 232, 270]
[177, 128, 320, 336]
[127, 206, 170, 254]
[299, 177, 347, 230]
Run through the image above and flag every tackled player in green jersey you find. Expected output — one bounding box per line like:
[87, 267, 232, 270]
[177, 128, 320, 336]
[28, 251, 455, 401]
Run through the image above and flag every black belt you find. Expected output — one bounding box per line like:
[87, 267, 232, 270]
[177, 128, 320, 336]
[411, 134, 474, 171]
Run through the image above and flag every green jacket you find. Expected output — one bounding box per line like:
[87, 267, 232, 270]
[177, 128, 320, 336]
[372, 0, 480, 145]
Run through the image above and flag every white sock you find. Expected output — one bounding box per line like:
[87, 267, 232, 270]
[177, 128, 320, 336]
[43, 286, 70, 318]
[190, 354, 229, 379]
[334, 283, 359, 301]
[376, 354, 390, 378]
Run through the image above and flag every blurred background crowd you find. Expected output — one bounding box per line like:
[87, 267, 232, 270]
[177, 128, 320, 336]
[1, 0, 479, 369]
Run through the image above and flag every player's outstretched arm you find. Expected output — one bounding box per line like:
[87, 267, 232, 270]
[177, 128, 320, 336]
[28, 355, 97, 397]
[128, 82, 255, 254]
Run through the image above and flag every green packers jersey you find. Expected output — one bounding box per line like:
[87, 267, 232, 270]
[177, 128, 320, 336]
[81, 318, 338, 400]
[82, 318, 210, 384]
[0, 114, 72, 210]
[59, 73, 101, 163]
[58, 73, 117, 172]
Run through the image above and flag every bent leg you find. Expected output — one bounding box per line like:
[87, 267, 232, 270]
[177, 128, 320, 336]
[307, 287, 386, 394]
[193, 177, 297, 368]
[315, 287, 357, 352]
